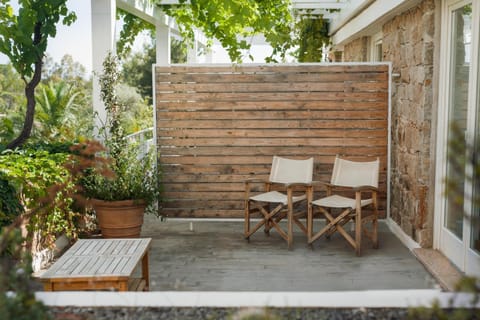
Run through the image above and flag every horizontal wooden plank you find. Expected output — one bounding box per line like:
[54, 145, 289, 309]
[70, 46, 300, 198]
[157, 119, 388, 129]
[156, 81, 388, 93]
[158, 129, 387, 139]
[158, 146, 387, 157]
[157, 100, 387, 111]
[155, 64, 389, 74]
[156, 71, 388, 84]
[156, 91, 388, 102]
[159, 155, 388, 165]
[157, 110, 387, 121]
[158, 137, 387, 148]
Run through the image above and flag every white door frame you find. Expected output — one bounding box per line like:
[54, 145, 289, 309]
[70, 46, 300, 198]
[434, 0, 480, 277]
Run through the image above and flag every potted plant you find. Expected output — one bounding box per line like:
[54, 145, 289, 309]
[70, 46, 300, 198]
[81, 52, 161, 238]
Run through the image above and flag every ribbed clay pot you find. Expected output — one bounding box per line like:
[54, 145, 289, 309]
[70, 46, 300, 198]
[91, 199, 146, 238]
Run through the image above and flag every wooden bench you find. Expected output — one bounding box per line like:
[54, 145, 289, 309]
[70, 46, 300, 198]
[40, 238, 152, 291]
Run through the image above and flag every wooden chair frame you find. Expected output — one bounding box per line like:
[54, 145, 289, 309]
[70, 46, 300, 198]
[307, 157, 380, 256]
[244, 156, 313, 249]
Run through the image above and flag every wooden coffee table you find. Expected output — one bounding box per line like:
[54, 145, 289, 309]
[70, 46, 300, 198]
[40, 238, 152, 291]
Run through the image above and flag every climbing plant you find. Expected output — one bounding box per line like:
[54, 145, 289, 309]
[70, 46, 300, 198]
[292, 12, 331, 62]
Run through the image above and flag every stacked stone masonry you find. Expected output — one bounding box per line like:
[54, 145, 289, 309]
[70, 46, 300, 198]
[342, 0, 436, 247]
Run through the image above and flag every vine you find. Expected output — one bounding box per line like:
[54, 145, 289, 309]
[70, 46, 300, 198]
[117, 8, 155, 58]
[293, 13, 330, 62]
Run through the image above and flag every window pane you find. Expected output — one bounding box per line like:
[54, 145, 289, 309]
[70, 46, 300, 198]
[445, 5, 472, 238]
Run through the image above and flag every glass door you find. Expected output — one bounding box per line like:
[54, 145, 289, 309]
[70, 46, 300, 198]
[438, 0, 480, 277]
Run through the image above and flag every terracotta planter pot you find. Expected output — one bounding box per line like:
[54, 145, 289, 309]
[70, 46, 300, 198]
[91, 199, 146, 238]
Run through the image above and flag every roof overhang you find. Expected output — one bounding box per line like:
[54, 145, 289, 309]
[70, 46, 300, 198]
[329, 0, 424, 48]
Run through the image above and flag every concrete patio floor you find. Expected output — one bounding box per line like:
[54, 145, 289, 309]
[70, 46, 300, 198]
[141, 216, 440, 292]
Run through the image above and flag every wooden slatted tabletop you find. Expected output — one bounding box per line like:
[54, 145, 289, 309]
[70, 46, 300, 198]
[40, 238, 152, 291]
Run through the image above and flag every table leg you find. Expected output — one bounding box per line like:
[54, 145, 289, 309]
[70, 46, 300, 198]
[142, 251, 150, 291]
[43, 282, 54, 291]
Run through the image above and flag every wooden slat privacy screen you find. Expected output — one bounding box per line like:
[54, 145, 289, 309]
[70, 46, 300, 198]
[155, 64, 389, 218]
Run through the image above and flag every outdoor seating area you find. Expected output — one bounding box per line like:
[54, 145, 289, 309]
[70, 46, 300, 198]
[244, 155, 381, 256]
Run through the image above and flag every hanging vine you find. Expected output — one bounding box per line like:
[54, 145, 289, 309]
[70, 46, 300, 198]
[292, 11, 332, 62]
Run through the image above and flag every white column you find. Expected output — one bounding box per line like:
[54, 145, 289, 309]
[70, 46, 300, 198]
[91, 0, 116, 137]
[156, 18, 171, 65]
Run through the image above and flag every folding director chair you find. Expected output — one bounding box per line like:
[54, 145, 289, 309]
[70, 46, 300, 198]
[244, 156, 314, 249]
[308, 156, 380, 256]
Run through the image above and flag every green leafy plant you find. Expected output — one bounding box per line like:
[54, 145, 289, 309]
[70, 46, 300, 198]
[0, 148, 78, 249]
[82, 53, 161, 216]
[0, 172, 23, 228]
[292, 12, 332, 62]
[0, 226, 51, 320]
[117, 0, 294, 63]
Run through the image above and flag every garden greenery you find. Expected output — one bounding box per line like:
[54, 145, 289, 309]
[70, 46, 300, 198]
[82, 53, 161, 216]
[119, 0, 294, 63]
[0, 148, 77, 249]
[0, 227, 51, 320]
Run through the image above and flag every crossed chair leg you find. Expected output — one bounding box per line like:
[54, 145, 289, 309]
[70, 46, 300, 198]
[307, 206, 378, 256]
[245, 201, 308, 249]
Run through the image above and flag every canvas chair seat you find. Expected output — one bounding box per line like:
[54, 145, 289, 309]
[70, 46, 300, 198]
[250, 191, 307, 205]
[312, 194, 373, 209]
[245, 156, 313, 249]
[308, 156, 380, 256]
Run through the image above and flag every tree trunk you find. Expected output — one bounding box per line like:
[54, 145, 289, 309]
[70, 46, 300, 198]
[6, 23, 43, 150]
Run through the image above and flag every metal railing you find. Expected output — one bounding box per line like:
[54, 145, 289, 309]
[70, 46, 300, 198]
[125, 127, 154, 159]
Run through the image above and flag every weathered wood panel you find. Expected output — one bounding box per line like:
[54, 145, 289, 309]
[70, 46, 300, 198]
[155, 64, 389, 218]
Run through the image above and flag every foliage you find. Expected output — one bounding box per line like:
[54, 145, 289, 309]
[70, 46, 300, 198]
[121, 42, 156, 104]
[0, 0, 77, 149]
[121, 36, 186, 105]
[0, 172, 23, 229]
[408, 123, 480, 319]
[117, 8, 155, 58]
[33, 80, 88, 141]
[121, 0, 294, 63]
[292, 12, 331, 62]
[83, 53, 161, 216]
[0, 64, 26, 148]
[0, 56, 93, 149]
[0, 227, 51, 320]
[408, 277, 479, 320]
[172, 37, 188, 63]
[115, 83, 153, 134]
[0, 149, 79, 248]
[42, 54, 87, 82]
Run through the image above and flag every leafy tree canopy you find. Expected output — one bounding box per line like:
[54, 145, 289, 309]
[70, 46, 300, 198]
[119, 0, 294, 63]
[0, 0, 76, 81]
[0, 0, 77, 149]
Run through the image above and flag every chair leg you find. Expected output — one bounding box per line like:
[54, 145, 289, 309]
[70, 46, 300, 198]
[263, 204, 271, 235]
[355, 208, 362, 257]
[287, 200, 293, 250]
[372, 199, 379, 249]
[244, 200, 250, 240]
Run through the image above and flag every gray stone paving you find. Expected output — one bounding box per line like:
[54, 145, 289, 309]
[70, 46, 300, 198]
[140, 217, 439, 291]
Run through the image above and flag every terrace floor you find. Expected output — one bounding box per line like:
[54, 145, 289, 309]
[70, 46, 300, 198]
[140, 216, 440, 292]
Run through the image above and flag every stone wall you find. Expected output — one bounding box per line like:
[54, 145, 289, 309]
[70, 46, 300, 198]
[341, 0, 437, 247]
[343, 36, 369, 62]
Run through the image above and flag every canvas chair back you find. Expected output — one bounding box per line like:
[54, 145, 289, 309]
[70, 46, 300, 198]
[330, 156, 379, 188]
[269, 156, 313, 184]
